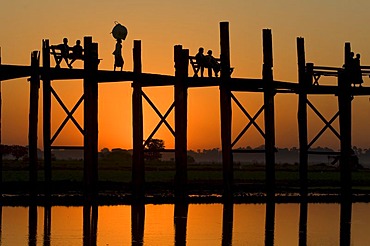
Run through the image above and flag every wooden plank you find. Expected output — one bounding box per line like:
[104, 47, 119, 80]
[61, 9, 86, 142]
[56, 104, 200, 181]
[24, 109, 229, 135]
[0, 64, 32, 80]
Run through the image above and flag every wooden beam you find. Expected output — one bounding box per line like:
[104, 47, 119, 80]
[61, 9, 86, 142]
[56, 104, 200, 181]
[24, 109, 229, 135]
[29, 50, 40, 196]
[263, 29, 276, 196]
[219, 21, 233, 200]
[132, 40, 145, 199]
[174, 45, 189, 201]
[83, 37, 99, 202]
[0, 64, 32, 80]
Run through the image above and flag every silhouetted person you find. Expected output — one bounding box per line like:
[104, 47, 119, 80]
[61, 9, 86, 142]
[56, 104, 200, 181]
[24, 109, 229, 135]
[113, 39, 124, 71]
[57, 37, 72, 68]
[354, 53, 363, 87]
[195, 47, 206, 77]
[69, 40, 83, 68]
[205, 50, 220, 77]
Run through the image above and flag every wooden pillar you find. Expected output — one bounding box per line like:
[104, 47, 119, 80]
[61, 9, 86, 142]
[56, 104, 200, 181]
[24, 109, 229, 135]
[338, 42, 352, 196]
[83, 37, 99, 202]
[297, 37, 308, 196]
[42, 40, 52, 192]
[29, 50, 40, 195]
[219, 21, 233, 199]
[132, 40, 145, 199]
[0, 48, 2, 194]
[174, 45, 189, 201]
[262, 29, 276, 195]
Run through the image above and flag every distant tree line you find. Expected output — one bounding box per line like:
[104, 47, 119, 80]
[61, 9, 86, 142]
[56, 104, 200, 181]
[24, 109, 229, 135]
[0, 145, 28, 161]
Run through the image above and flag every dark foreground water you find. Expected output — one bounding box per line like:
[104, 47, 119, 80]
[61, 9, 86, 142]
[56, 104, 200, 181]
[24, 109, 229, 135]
[2, 202, 369, 245]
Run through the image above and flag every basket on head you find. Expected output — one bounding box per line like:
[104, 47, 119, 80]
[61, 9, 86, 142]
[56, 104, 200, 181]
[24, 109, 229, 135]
[112, 21, 128, 40]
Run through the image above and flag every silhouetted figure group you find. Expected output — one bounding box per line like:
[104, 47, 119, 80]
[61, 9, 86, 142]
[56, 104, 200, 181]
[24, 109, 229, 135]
[113, 39, 124, 71]
[195, 47, 221, 77]
[346, 52, 363, 87]
[51, 38, 83, 69]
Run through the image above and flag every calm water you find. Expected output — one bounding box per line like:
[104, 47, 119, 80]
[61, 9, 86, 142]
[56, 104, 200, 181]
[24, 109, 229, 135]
[1, 202, 370, 245]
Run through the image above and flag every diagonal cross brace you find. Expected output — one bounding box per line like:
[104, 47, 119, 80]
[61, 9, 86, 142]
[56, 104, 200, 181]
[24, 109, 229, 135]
[231, 93, 265, 148]
[307, 99, 340, 149]
[50, 87, 84, 144]
[141, 91, 175, 147]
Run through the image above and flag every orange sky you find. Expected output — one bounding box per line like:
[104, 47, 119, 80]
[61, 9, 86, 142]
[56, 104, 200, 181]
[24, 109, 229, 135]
[1, 1, 370, 151]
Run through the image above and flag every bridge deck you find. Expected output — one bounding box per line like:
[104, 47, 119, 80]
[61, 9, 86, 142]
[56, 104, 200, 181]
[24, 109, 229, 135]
[2, 64, 370, 95]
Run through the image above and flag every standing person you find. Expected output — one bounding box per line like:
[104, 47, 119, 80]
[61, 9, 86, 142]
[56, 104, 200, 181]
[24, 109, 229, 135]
[113, 39, 124, 71]
[195, 47, 206, 77]
[354, 53, 363, 87]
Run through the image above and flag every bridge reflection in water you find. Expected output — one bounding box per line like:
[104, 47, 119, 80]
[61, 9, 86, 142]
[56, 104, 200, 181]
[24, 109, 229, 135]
[0, 201, 367, 245]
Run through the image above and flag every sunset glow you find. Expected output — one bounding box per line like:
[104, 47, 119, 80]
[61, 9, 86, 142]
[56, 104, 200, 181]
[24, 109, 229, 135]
[1, 1, 370, 151]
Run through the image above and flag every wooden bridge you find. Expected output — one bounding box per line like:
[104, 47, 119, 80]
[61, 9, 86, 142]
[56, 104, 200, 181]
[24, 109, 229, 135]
[0, 22, 368, 201]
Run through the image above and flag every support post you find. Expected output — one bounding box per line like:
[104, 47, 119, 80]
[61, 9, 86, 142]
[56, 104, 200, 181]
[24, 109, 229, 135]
[0, 47, 2, 195]
[219, 21, 233, 200]
[29, 51, 40, 195]
[42, 40, 52, 193]
[297, 37, 308, 196]
[338, 42, 352, 197]
[262, 29, 276, 196]
[132, 40, 145, 199]
[174, 45, 189, 201]
[83, 37, 99, 202]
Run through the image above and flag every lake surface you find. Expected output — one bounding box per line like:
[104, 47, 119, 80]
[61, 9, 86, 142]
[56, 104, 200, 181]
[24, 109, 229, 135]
[1, 202, 369, 245]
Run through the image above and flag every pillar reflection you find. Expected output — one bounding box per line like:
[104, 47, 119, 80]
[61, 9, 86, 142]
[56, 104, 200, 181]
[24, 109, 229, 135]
[43, 205, 51, 246]
[340, 199, 352, 246]
[174, 202, 188, 246]
[298, 200, 308, 246]
[28, 205, 37, 246]
[83, 205, 98, 246]
[131, 203, 145, 246]
[222, 202, 233, 246]
[265, 198, 275, 246]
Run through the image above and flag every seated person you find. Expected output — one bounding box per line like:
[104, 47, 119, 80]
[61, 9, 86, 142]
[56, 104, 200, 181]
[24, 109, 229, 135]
[52, 37, 72, 68]
[69, 40, 83, 67]
[195, 47, 206, 77]
[205, 50, 220, 77]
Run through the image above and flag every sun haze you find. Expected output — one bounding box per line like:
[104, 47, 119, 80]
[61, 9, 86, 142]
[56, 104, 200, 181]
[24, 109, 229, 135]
[1, 1, 370, 151]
